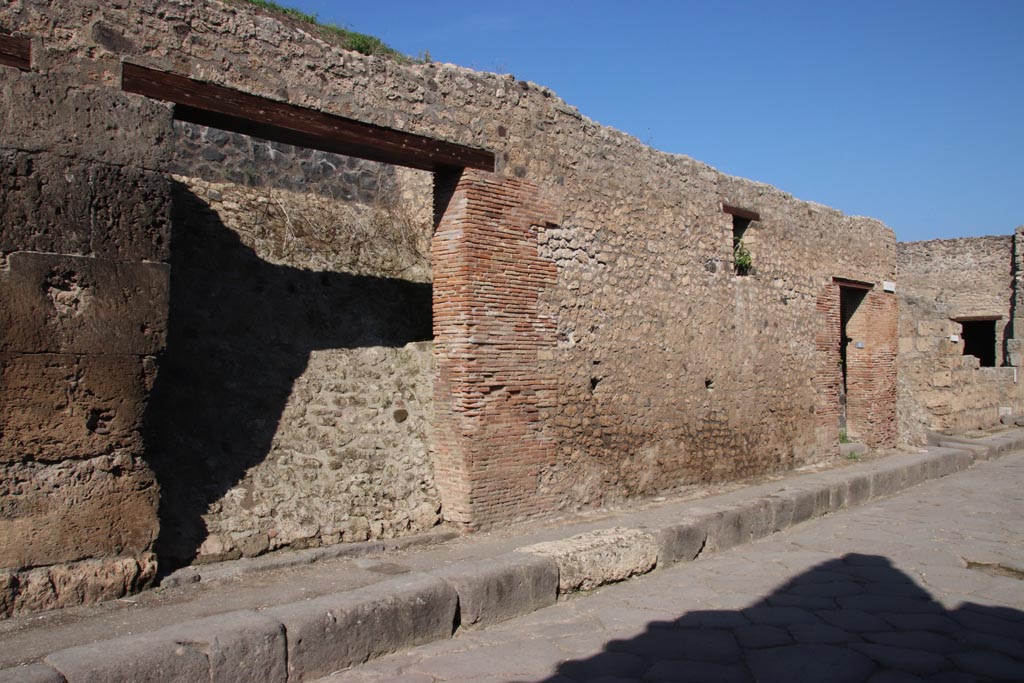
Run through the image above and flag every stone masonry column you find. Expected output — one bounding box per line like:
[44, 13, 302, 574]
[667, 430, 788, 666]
[431, 169, 559, 528]
[0, 56, 172, 616]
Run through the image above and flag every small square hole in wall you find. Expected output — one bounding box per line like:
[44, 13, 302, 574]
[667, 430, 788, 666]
[957, 317, 999, 367]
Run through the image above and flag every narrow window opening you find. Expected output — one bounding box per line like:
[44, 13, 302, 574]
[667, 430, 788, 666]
[959, 319, 997, 367]
[732, 216, 752, 276]
[723, 204, 759, 277]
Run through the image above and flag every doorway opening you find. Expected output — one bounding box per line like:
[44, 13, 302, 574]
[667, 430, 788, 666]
[838, 284, 868, 433]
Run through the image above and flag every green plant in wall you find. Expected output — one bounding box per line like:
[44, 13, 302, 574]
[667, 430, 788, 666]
[839, 428, 851, 444]
[733, 238, 753, 275]
[238, 0, 408, 60]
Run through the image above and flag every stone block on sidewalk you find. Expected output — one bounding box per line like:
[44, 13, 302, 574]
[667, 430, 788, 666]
[0, 663, 66, 683]
[519, 527, 658, 592]
[653, 518, 710, 566]
[265, 574, 457, 682]
[432, 552, 558, 628]
[45, 610, 285, 683]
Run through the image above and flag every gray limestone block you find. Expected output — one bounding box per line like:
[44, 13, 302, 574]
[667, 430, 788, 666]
[765, 493, 795, 532]
[432, 552, 558, 628]
[0, 252, 169, 355]
[158, 611, 287, 683]
[45, 610, 285, 683]
[518, 527, 658, 593]
[265, 574, 458, 682]
[938, 439, 990, 460]
[782, 486, 830, 526]
[700, 498, 776, 553]
[869, 464, 908, 497]
[734, 498, 775, 541]
[0, 663, 66, 683]
[45, 634, 209, 683]
[653, 517, 710, 566]
[847, 473, 873, 506]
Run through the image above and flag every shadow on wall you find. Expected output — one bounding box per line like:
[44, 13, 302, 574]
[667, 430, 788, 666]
[523, 554, 1024, 682]
[143, 183, 431, 574]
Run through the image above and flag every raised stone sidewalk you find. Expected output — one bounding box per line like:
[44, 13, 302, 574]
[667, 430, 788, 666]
[3, 429, 1023, 683]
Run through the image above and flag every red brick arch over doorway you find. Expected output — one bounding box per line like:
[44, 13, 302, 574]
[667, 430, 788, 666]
[122, 63, 560, 529]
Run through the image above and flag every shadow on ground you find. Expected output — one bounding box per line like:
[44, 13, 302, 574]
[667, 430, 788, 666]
[143, 183, 431, 574]
[528, 554, 1024, 683]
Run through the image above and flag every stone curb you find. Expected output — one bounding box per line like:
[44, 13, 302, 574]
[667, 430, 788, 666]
[7, 430, 1023, 683]
[162, 528, 460, 588]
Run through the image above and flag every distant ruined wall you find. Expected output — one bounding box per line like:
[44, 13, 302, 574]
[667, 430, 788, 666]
[1, 0, 899, 614]
[897, 236, 1024, 440]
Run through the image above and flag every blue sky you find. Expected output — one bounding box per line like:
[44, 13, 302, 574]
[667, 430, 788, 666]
[285, 0, 1022, 242]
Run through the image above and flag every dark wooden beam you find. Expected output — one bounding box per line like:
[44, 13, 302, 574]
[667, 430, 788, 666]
[722, 204, 761, 222]
[833, 277, 874, 290]
[122, 62, 495, 173]
[0, 34, 31, 71]
[952, 315, 1002, 322]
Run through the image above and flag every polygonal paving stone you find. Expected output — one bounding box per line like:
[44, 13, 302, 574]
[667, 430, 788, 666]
[765, 593, 837, 610]
[837, 595, 943, 615]
[610, 628, 740, 663]
[950, 609, 1023, 639]
[956, 629, 1024, 660]
[676, 610, 750, 629]
[558, 652, 648, 681]
[747, 644, 877, 683]
[743, 606, 821, 627]
[789, 581, 865, 598]
[644, 659, 752, 683]
[948, 649, 1024, 681]
[788, 623, 860, 644]
[851, 643, 949, 675]
[878, 613, 960, 634]
[734, 624, 793, 649]
[866, 669, 927, 682]
[864, 631, 957, 654]
[818, 609, 893, 632]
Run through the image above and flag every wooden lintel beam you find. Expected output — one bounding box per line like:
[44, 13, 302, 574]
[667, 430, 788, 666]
[122, 62, 495, 173]
[952, 315, 1002, 322]
[833, 277, 874, 290]
[0, 34, 31, 71]
[722, 204, 761, 222]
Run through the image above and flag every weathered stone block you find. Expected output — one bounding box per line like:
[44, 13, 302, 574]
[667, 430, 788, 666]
[846, 473, 873, 506]
[0, 71, 172, 170]
[5, 554, 157, 618]
[0, 663, 66, 683]
[654, 518, 710, 565]
[0, 150, 170, 261]
[45, 610, 285, 683]
[46, 632, 208, 683]
[0, 252, 168, 355]
[518, 527, 658, 592]
[0, 456, 157, 569]
[0, 353, 150, 463]
[265, 574, 457, 681]
[432, 552, 558, 628]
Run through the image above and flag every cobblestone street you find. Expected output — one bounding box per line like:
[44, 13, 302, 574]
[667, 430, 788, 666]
[324, 452, 1024, 683]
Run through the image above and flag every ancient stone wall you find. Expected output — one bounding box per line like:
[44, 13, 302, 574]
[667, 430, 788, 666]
[0, 41, 173, 615]
[897, 236, 1024, 439]
[1, 0, 899, 612]
[154, 128, 439, 565]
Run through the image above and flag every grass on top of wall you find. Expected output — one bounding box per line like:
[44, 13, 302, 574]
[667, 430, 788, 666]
[236, 0, 416, 61]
